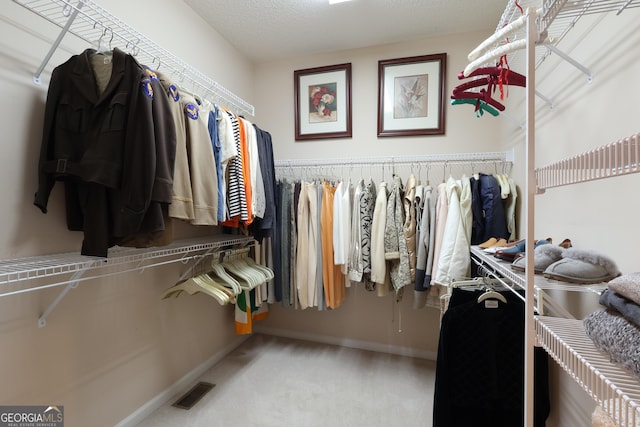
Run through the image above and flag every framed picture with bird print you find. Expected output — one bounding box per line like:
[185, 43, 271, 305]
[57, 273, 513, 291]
[377, 53, 446, 136]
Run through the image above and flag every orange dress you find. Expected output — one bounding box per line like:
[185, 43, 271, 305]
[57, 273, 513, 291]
[321, 182, 345, 309]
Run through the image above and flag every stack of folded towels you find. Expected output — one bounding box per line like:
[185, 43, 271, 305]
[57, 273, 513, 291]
[584, 273, 640, 380]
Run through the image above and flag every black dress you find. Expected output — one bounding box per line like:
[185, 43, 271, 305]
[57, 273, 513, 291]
[433, 287, 550, 427]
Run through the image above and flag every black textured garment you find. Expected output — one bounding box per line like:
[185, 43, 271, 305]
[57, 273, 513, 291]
[433, 288, 550, 427]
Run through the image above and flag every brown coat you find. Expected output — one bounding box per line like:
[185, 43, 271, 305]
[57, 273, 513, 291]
[34, 48, 175, 256]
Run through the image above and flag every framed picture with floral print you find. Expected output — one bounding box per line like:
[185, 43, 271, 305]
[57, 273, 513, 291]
[377, 53, 446, 137]
[294, 63, 352, 140]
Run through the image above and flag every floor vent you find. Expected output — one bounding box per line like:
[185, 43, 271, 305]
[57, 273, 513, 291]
[172, 381, 216, 410]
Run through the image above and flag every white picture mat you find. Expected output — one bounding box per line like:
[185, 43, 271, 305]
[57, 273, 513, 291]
[382, 61, 441, 131]
[298, 70, 348, 135]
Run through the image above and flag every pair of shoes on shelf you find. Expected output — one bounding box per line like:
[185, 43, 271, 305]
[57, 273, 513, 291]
[478, 237, 508, 249]
[559, 238, 572, 249]
[511, 244, 565, 274]
[542, 248, 621, 284]
[495, 238, 551, 261]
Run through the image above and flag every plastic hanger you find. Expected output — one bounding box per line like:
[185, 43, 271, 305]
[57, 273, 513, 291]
[450, 88, 506, 112]
[192, 276, 230, 305]
[221, 256, 259, 290]
[228, 258, 267, 289]
[193, 275, 235, 304]
[161, 277, 227, 305]
[457, 66, 526, 87]
[477, 287, 507, 304]
[210, 262, 242, 294]
[230, 258, 264, 287]
[93, 26, 113, 56]
[243, 257, 274, 281]
[451, 98, 499, 117]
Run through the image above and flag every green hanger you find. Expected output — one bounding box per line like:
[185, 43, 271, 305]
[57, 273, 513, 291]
[451, 98, 499, 117]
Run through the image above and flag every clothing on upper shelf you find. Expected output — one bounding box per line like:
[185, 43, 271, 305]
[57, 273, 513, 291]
[321, 182, 345, 309]
[470, 173, 511, 245]
[402, 174, 418, 284]
[179, 91, 218, 225]
[385, 175, 410, 291]
[414, 184, 435, 308]
[360, 179, 377, 290]
[249, 126, 277, 241]
[34, 48, 176, 257]
[157, 71, 193, 222]
[433, 176, 471, 286]
[34, 48, 276, 257]
[370, 181, 389, 287]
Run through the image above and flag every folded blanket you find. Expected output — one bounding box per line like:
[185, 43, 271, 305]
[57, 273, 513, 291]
[592, 405, 617, 427]
[583, 309, 640, 380]
[599, 289, 640, 328]
[608, 272, 640, 305]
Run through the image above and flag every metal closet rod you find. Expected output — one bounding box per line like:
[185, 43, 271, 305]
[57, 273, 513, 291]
[12, 0, 255, 117]
[274, 151, 513, 169]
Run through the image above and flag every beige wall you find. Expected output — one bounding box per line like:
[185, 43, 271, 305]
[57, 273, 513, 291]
[0, 1, 253, 426]
[251, 30, 509, 359]
[253, 30, 505, 160]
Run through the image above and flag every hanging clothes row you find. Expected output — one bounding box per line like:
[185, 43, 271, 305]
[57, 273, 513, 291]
[33, 48, 276, 257]
[268, 159, 517, 311]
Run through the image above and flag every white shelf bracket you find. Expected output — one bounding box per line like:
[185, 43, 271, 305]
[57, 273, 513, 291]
[38, 264, 90, 327]
[501, 110, 525, 130]
[546, 44, 593, 83]
[33, 1, 84, 85]
[617, 0, 634, 14]
[535, 89, 554, 109]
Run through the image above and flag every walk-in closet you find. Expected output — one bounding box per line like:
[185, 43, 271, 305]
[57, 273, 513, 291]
[1, 0, 640, 426]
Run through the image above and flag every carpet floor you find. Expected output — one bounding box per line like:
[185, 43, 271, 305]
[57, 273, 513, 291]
[135, 334, 436, 427]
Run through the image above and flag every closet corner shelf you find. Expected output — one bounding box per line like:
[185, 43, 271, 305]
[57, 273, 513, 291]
[11, 0, 255, 117]
[536, 316, 640, 426]
[471, 245, 606, 294]
[470, 246, 606, 318]
[489, 0, 640, 80]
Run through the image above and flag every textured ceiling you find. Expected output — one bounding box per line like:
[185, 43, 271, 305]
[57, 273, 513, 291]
[183, 0, 507, 63]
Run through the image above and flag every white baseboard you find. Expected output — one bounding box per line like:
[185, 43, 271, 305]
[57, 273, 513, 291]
[254, 326, 437, 361]
[114, 335, 250, 427]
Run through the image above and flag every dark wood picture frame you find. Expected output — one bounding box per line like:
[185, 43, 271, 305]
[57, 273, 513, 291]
[294, 63, 352, 141]
[377, 53, 446, 137]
